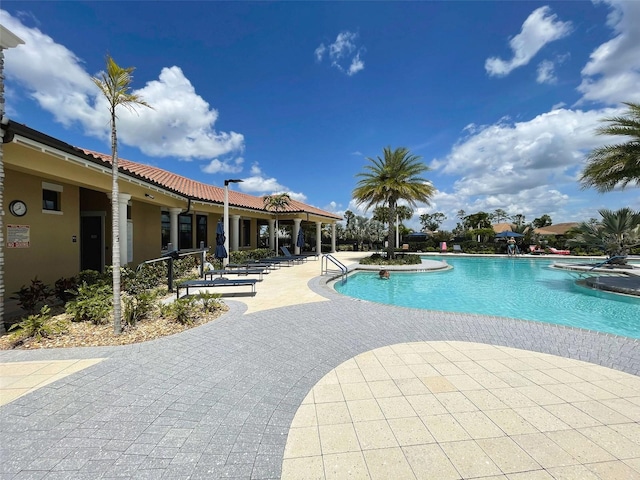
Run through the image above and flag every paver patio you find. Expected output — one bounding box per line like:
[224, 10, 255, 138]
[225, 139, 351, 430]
[0, 252, 638, 479]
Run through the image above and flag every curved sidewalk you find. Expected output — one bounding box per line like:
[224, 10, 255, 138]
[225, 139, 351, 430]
[0, 252, 639, 479]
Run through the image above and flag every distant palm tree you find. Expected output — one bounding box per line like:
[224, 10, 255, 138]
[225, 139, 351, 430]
[263, 193, 291, 255]
[353, 146, 435, 259]
[568, 207, 640, 263]
[93, 55, 151, 334]
[581, 102, 640, 192]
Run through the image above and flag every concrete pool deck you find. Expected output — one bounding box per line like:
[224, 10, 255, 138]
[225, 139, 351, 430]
[0, 251, 639, 479]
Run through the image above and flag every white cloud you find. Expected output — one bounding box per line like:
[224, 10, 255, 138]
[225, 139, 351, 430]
[426, 107, 628, 230]
[536, 60, 557, 84]
[237, 163, 307, 202]
[314, 44, 326, 62]
[348, 53, 365, 76]
[324, 201, 342, 213]
[315, 30, 365, 76]
[577, 0, 640, 105]
[485, 6, 572, 77]
[433, 108, 619, 195]
[201, 157, 244, 174]
[1, 9, 245, 162]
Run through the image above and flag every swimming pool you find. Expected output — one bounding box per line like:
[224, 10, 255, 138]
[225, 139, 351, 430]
[334, 256, 640, 339]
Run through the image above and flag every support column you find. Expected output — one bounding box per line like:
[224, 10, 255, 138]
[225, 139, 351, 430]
[169, 207, 181, 250]
[316, 221, 322, 255]
[268, 219, 275, 252]
[293, 218, 302, 255]
[331, 224, 336, 253]
[231, 215, 241, 252]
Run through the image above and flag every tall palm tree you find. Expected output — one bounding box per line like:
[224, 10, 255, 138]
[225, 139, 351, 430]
[0, 27, 25, 333]
[353, 146, 435, 259]
[263, 193, 291, 255]
[568, 208, 640, 263]
[581, 102, 640, 192]
[93, 55, 151, 334]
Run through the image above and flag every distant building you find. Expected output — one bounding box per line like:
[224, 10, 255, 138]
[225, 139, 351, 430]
[533, 223, 579, 236]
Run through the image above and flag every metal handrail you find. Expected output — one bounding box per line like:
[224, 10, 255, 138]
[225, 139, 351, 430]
[322, 254, 348, 282]
[136, 247, 209, 291]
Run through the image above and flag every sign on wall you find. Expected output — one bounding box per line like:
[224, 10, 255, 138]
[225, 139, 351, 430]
[7, 224, 30, 248]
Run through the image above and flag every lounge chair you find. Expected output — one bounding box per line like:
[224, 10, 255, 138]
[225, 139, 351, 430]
[453, 245, 463, 253]
[176, 278, 257, 298]
[227, 261, 279, 270]
[529, 246, 545, 255]
[262, 256, 300, 266]
[280, 246, 308, 262]
[589, 255, 628, 270]
[548, 247, 571, 255]
[204, 268, 265, 281]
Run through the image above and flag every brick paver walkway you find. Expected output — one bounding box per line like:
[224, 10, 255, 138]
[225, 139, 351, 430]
[0, 253, 638, 479]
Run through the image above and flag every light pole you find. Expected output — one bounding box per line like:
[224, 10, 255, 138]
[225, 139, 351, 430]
[223, 179, 243, 267]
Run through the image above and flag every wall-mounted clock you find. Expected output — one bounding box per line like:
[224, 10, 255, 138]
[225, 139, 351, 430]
[9, 200, 27, 217]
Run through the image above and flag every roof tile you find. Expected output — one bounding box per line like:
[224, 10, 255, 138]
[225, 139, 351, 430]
[81, 149, 341, 219]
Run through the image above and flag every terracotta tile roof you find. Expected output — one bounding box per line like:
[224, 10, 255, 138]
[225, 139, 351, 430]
[81, 149, 341, 220]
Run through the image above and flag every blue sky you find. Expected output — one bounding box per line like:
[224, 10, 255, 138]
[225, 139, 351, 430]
[2, 1, 639, 231]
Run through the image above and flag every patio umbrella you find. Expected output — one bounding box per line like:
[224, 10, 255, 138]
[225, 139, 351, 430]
[214, 221, 227, 260]
[495, 231, 524, 238]
[296, 228, 305, 250]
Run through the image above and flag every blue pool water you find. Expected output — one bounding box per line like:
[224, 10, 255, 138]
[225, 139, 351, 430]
[334, 256, 640, 338]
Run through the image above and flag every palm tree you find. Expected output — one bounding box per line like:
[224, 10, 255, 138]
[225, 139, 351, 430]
[1, 27, 25, 333]
[581, 102, 640, 192]
[93, 55, 151, 334]
[353, 146, 435, 259]
[568, 207, 640, 263]
[263, 192, 291, 255]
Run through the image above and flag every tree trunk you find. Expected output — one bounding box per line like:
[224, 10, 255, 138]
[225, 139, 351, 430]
[0, 50, 5, 334]
[387, 202, 396, 259]
[274, 216, 279, 256]
[110, 111, 122, 334]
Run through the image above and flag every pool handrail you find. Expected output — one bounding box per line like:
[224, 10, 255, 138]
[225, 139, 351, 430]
[322, 254, 347, 282]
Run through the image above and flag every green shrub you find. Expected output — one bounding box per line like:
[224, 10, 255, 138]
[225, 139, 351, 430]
[360, 253, 422, 266]
[196, 292, 222, 313]
[158, 302, 173, 319]
[13, 277, 54, 314]
[65, 283, 112, 324]
[54, 276, 78, 303]
[122, 265, 163, 295]
[228, 248, 275, 265]
[122, 290, 158, 327]
[167, 297, 198, 325]
[78, 269, 106, 286]
[9, 306, 69, 341]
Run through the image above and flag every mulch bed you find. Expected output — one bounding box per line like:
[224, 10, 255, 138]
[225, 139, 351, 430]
[0, 304, 229, 351]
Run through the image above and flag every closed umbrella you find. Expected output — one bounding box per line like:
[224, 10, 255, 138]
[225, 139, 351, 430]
[296, 228, 305, 250]
[214, 221, 227, 260]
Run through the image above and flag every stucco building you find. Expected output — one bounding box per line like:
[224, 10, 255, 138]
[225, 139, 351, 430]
[2, 121, 341, 321]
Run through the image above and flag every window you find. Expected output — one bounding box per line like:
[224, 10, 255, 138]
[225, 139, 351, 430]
[242, 219, 251, 247]
[179, 214, 193, 250]
[161, 212, 170, 249]
[196, 215, 207, 249]
[42, 181, 63, 212]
